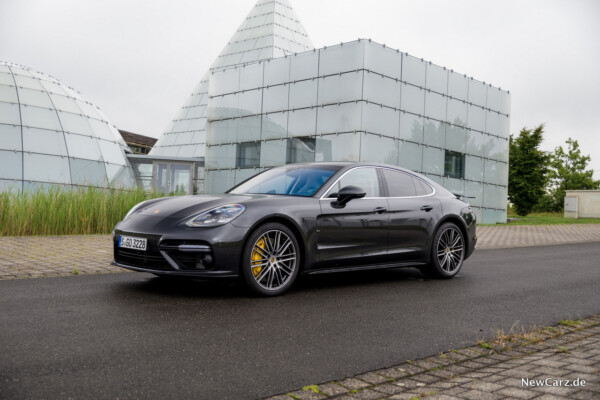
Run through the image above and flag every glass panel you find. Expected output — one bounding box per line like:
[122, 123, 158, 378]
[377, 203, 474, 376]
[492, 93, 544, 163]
[22, 127, 67, 156]
[464, 181, 483, 207]
[23, 153, 70, 184]
[364, 42, 402, 79]
[262, 112, 288, 140]
[399, 112, 423, 142]
[0, 124, 22, 151]
[466, 129, 486, 157]
[236, 141, 261, 168]
[0, 102, 21, 125]
[498, 114, 510, 139]
[0, 150, 22, 179]
[318, 71, 363, 104]
[448, 71, 468, 101]
[174, 131, 194, 146]
[363, 72, 401, 108]
[315, 132, 360, 162]
[468, 78, 487, 106]
[234, 168, 258, 186]
[362, 103, 399, 138]
[290, 50, 319, 81]
[329, 167, 380, 197]
[422, 147, 444, 175]
[0, 84, 18, 102]
[13, 75, 43, 90]
[426, 64, 448, 94]
[18, 88, 53, 108]
[154, 163, 168, 193]
[499, 91, 511, 115]
[58, 111, 94, 135]
[382, 169, 417, 197]
[360, 133, 397, 164]
[465, 155, 484, 181]
[486, 87, 503, 113]
[484, 159, 502, 185]
[0, 73, 14, 85]
[208, 118, 236, 145]
[237, 89, 262, 116]
[288, 108, 316, 137]
[422, 119, 445, 147]
[97, 139, 126, 164]
[75, 100, 103, 119]
[316, 103, 362, 134]
[39, 81, 67, 96]
[287, 137, 315, 163]
[424, 173, 442, 185]
[262, 84, 289, 113]
[402, 54, 426, 87]
[106, 163, 135, 188]
[170, 164, 191, 195]
[237, 116, 262, 142]
[445, 125, 466, 153]
[484, 184, 506, 210]
[398, 140, 422, 172]
[239, 62, 263, 91]
[289, 79, 318, 109]
[50, 94, 81, 114]
[487, 136, 509, 162]
[444, 150, 465, 179]
[485, 110, 500, 136]
[87, 118, 118, 141]
[0, 179, 21, 192]
[319, 41, 365, 76]
[205, 170, 236, 194]
[424, 91, 446, 121]
[443, 177, 464, 195]
[177, 144, 196, 158]
[400, 83, 424, 115]
[260, 140, 287, 167]
[265, 57, 290, 86]
[447, 98, 467, 127]
[20, 105, 61, 130]
[70, 159, 107, 186]
[65, 132, 103, 161]
[467, 105, 485, 132]
[209, 68, 239, 96]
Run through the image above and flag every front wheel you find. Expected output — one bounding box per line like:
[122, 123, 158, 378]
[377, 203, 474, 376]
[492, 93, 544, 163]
[241, 223, 300, 296]
[421, 222, 465, 279]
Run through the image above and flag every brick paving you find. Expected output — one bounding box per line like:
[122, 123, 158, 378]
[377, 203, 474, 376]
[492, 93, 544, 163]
[264, 316, 600, 400]
[0, 224, 599, 280]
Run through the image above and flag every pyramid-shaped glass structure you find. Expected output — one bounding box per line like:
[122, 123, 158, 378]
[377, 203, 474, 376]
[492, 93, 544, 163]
[150, 0, 314, 158]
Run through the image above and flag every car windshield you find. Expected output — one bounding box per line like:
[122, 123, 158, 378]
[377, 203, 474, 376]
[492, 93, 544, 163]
[228, 165, 339, 197]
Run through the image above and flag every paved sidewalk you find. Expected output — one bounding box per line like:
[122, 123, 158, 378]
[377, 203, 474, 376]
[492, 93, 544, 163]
[265, 316, 600, 400]
[0, 224, 599, 280]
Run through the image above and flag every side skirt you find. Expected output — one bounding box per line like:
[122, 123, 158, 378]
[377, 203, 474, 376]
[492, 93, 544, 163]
[304, 261, 428, 275]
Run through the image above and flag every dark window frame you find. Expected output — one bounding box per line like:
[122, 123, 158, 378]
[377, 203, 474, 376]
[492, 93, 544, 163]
[444, 150, 465, 180]
[236, 141, 261, 169]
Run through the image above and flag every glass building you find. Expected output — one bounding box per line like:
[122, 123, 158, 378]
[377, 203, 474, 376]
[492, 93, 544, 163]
[150, 0, 314, 158]
[0, 61, 136, 192]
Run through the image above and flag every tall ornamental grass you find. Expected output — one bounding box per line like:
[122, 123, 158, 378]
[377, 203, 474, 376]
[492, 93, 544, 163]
[0, 187, 163, 236]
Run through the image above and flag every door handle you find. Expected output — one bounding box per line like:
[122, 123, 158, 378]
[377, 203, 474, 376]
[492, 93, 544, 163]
[420, 205, 433, 212]
[373, 207, 387, 214]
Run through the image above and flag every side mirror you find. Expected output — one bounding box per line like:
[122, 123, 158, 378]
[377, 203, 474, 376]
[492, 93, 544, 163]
[331, 185, 366, 208]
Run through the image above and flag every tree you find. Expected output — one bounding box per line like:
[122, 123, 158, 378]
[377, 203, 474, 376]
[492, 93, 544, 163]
[544, 138, 600, 210]
[508, 125, 550, 216]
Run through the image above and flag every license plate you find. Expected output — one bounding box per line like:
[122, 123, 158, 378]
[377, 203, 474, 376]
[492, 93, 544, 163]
[119, 235, 147, 251]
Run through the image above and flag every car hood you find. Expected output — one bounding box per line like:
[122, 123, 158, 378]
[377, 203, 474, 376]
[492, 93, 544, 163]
[136, 194, 258, 220]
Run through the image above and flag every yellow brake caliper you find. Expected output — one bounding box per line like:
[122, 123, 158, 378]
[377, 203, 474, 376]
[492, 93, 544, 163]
[252, 238, 266, 277]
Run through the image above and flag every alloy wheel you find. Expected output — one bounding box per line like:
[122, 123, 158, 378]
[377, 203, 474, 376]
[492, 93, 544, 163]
[436, 227, 464, 273]
[250, 229, 297, 291]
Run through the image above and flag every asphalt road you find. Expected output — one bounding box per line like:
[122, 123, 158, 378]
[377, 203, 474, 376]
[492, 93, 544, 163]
[1, 242, 599, 400]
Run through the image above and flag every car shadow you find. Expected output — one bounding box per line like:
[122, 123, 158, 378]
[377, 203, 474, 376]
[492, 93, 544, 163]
[110, 265, 454, 300]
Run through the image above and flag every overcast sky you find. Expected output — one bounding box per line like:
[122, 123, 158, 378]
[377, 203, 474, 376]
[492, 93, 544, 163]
[1, 0, 599, 177]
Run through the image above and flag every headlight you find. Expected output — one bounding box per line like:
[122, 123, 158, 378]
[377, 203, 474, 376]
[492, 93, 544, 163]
[124, 200, 151, 220]
[186, 204, 246, 228]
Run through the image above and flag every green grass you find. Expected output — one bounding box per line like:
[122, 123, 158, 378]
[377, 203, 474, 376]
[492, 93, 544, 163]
[503, 212, 600, 225]
[0, 187, 165, 236]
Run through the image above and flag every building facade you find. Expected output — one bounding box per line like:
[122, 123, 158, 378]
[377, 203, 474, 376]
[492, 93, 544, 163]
[204, 40, 510, 224]
[0, 61, 136, 192]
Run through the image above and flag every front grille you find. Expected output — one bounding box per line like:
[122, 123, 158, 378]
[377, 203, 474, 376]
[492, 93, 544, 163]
[115, 248, 171, 271]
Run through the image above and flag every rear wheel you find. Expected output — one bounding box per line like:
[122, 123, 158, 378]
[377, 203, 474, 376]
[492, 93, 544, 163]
[241, 223, 300, 296]
[421, 222, 465, 279]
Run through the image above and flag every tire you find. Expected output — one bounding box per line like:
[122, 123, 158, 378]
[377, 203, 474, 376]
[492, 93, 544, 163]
[241, 222, 300, 296]
[420, 222, 465, 279]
